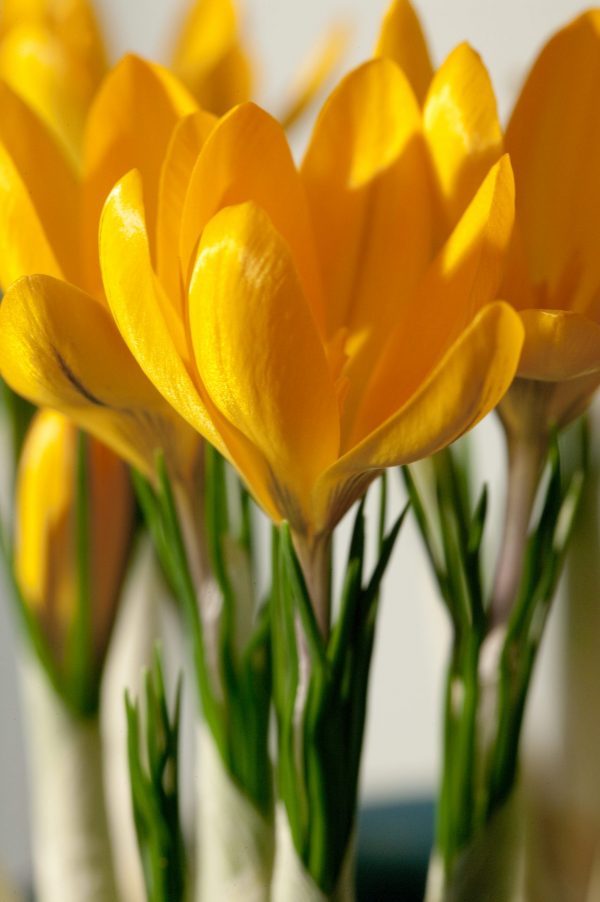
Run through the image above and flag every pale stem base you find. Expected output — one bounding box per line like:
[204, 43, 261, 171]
[270, 804, 355, 902]
[21, 653, 117, 902]
[491, 435, 546, 626]
[194, 724, 273, 902]
[425, 790, 525, 902]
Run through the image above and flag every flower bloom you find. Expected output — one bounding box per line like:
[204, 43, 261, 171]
[0, 55, 203, 483]
[499, 9, 600, 438]
[0, 53, 522, 542]
[15, 409, 133, 670]
[0, 0, 106, 163]
[97, 65, 522, 539]
[379, 1, 600, 439]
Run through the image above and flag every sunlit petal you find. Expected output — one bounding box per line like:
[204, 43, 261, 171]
[189, 201, 340, 530]
[375, 0, 433, 104]
[180, 101, 323, 329]
[424, 42, 503, 231]
[100, 170, 225, 454]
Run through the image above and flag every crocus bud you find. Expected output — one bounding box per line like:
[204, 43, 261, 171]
[15, 409, 133, 685]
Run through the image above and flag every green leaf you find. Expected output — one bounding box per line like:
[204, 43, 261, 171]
[126, 647, 186, 902]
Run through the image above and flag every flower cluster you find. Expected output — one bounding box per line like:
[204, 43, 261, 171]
[1, 1, 600, 900]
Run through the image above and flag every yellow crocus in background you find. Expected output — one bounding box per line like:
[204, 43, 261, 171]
[379, 2, 600, 443]
[171, 0, 251, 115]
[15, 408, 132, 902]
[499, 9, 600, 440]
[0, 0, 248, 166]
[0, 0, 106, 163]
[16, 408, 133, 676]
[377, 1, 600, 617]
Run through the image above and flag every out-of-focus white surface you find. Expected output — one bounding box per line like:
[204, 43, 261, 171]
[0, 0, 590, 888]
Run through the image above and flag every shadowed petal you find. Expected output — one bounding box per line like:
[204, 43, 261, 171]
[505, 11, 600, 314]
[156, 109, 217, 305]
[0, 274, 194, 477]
[83, 54, 197, 293]
[301, 58, 429, 346]
[0, 80, 80, 286]
[518, 309, 600, 381]
[170, 0, 252, 113]
[316, 302, 523, 531]
[353, 155, 514, 438]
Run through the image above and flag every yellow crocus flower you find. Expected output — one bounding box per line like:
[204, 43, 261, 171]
[500, 9, 600, 437]
[0, 55, 202, 484]
[0, 0, 106, 164]
[378, 1, 600, 439]
[0, 58, 522, 549]
[15, 408, 133, 669]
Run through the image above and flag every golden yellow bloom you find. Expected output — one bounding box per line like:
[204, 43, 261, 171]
[0, 0, 106, 164]
[0, 55, 202, 482]
[91, 61, 520, 537]
[500, 9, 600, 436]
[378, 1, 600, 437]
[15, 409, 133, 668]
[0, 36, 522, 545]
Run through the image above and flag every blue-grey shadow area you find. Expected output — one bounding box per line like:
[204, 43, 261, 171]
[357, 798, 434, 901]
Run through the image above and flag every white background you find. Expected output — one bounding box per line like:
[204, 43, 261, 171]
[0, 0, 592, 890]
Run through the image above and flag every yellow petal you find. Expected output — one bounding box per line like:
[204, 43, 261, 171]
[180, 101, 323, 330]
[100, 169, 224, 453]
[0, 0, 107, 82]
[83, 54, 197, 293]
[0, 22, 94, 164]
[189, 201, 340, 530]
[16, 409, 132, 664]
[0, 81, 80, 286]
[375, 0, 433, 104]
[0, 274, 187, 478]
[279, 22, 350, 130]
[352, 154, 515, 440]
[156, 109, 217, 306]
[517, 309, 600, 381]
[424, 42, 503, 231]
[505, 11, 600, 313]
[16, 410, 78, 624]
[317, 302, 523, 530]
[170, 0, 252, 114]
[301, 57, 429, 348]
